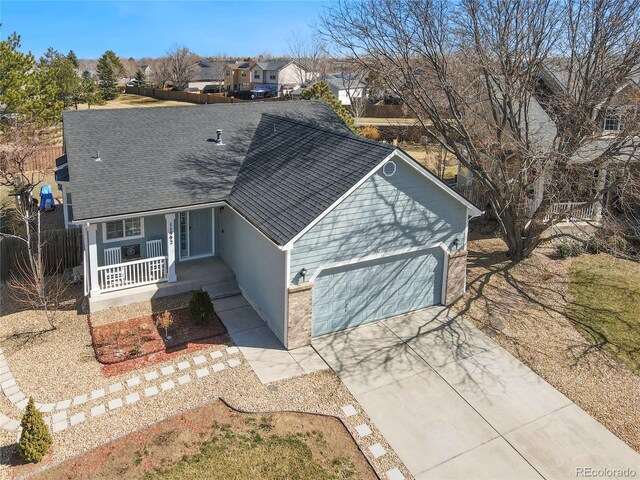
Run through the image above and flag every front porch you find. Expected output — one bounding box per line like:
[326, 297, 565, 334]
[84, 207, 234, 312]
[89, 256, 239, 313]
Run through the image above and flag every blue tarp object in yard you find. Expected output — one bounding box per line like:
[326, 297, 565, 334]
[39, 184, 56, 211]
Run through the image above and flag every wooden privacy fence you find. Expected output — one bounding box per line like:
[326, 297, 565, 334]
[125, 86, 241, 104]
[124, 86, 288, 105]
[0, 228, 83, 284]
[30, 145, 64, 170]
[363, 105, 415, 118]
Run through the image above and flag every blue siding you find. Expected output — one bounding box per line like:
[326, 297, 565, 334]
[95, 214, 168, 267]
[290, 157, 467, 283]
[219, 207, 286, 343]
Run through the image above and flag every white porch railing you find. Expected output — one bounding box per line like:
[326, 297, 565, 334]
[544, 202, 596, 222]
[97, 256, 168, 292]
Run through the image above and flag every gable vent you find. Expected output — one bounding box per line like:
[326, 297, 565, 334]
[382, 161, 396, 177]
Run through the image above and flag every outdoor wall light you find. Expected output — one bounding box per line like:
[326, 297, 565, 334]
[300, 268, 307, 281]
[452, 238, 460, 250]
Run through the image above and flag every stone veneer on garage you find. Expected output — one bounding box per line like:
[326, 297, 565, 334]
[445, 250, 468, 304]
[286, 283, 313, 349]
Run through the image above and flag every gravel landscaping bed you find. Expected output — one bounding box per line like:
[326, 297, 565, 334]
[1, 362, 408, 479]
[91, 308, 227, 364]
[0, 288, 409, 479]
[455, 237, 640, 452]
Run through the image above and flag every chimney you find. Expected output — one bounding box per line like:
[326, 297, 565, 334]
[215, 129, 224, 145]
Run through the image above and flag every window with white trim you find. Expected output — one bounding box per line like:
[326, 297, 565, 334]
[603, 113, 621, 132]
[66, 191, 73, 222]
[103, 217, 144, 242]
[254, 71, 260, 79]
[269, 74, 276, 80]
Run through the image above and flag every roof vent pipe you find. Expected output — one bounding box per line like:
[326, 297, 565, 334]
[215, 129, 224, 146]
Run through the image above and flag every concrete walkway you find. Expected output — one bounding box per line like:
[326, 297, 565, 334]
[214, 295, 328, 383]
[314, 307, 640, 480]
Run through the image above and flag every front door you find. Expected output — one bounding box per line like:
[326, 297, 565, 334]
[179, 209, 214, 260]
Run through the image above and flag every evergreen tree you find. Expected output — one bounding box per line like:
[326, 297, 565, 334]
[0, 32, 59, 124]
[66, 49, 79, 68]
[79, 76, 104, 108]
[39, 48, 78, 109]
[300, 81, 357, 133]
[18, 398, 52, 463]
[134, 68, 147, 86]
[96, 50, 124, 100]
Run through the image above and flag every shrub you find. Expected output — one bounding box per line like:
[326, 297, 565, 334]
[19, 398, 52, 463]
[189, 290, 214, 325]
[360, 125, 381, 140]
[557, 242, 582, 258]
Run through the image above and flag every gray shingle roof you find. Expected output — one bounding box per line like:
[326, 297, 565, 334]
[61, 102, 360, 243]
[55, 165, 69, 182]
[228, 114, 395, 245]
[255, 61, 290, 71]
[192, 60, 226, 82]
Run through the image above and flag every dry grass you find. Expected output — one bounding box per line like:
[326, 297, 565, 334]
[454, 235, 640, 451]
[567, 254, 640, 374]
[402, 146, 458, 180]
[72, 94, 193, 111]
[36, 400, 376, 480]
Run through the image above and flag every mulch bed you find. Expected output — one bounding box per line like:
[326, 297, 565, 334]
[90, 308, 229, 377]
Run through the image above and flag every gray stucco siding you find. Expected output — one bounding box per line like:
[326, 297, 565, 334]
[95, 214, 168, 267]
[219, 207, 286, 343]
[290, 157, 467, 283]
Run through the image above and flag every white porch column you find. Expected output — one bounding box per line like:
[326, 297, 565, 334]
[87, 223, 100, 297]
[165, 213, 177, 282]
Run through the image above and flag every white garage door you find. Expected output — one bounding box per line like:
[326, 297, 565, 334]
[312, 248, 444, 336]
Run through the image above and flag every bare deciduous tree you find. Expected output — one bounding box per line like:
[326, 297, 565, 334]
[5, 212, 68, 331]
[165, 45, 198, 90]
[0, 120, 50, 202]
[1, 119, 68, 329]
[320, 0, 640, 261]
[149, 57, 172, 89]
[286, 32, 328, 85]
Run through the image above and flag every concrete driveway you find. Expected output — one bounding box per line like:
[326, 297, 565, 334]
[313, 308, 640, 479]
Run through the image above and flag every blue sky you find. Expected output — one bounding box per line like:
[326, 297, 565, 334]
[0, 1, 327, 59]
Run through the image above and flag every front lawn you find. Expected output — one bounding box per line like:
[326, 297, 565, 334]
[36, 400, 375, 480]
[567, 254, 640, 374]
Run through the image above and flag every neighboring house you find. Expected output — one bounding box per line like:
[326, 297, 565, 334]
[291, 74, 367, 106]
[324, 74, 367, 106]
[56, 102, 481, 349]
[456, 62, 640, 222]
[138, 64, 152, 77]
[188, 60, 226, 92]
[250, 61, 310, 96]
[224, 61, 254, 92]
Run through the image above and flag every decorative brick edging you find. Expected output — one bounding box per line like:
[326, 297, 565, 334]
[0, 345, 243, 434]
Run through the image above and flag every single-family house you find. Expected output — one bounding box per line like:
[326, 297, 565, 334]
[250, 61, 310, 96]
[456, 61, 640, 222]
[188, 60, 226, 92]
[223, 61, 254, 92]
[56, 101, 480, 349]
[324, 74, 367, 106]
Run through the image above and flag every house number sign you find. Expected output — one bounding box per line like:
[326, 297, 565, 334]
[168, 220, 174, 246]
